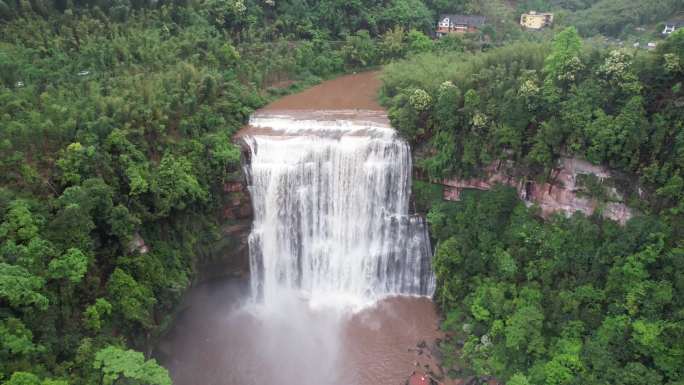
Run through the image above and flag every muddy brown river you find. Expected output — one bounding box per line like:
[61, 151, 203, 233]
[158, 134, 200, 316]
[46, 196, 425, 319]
[156, 73, 445, 385]
[156, 279, 442, 385]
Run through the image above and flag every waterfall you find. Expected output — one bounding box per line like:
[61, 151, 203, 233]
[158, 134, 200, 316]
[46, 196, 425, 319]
[242, 110, 434, 309]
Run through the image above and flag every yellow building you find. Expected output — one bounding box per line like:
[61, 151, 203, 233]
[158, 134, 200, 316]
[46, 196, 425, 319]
[520, 11, 553, 30]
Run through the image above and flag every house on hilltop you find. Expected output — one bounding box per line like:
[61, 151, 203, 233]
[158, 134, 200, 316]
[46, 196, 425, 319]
[520, 11, 553, 30]
[436, 14, 486, 36]
[663, 19, 684, 35]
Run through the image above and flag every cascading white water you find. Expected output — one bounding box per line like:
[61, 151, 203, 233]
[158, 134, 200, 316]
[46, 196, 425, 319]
[243, 110, 434, 309]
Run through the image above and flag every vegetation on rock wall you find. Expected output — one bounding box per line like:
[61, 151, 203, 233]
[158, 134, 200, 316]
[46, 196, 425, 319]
[383, 25, 684, 385]
[383, 27, 684, 216]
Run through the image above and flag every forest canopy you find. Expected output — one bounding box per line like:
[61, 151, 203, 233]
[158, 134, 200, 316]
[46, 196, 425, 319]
[1, 0, 684, 384]
[383, 25, 684, 385]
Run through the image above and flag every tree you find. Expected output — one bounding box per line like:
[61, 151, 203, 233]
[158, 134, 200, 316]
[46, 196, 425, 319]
[434, 81, 462, 128]
[380, 26, 406, 61]
[107, 205, 140, 245]
[543, 27, 583, 92]
[83, 298, 113, 332]
[93, 346, 171, 385]
[0, 318, 43, 376]
[106, 268, 156, 330]
[2, 372, 67, 385]
[56, 142, 96, 186]
[409, 88, 432, 112]
[0, 263, 48, 310]
[47, 203, 95, 252]
[341, 30, 378, 68]
[504, 290, 545, 357]
[152, 154, 207, 216]
[378, 0, 433, 33]
[0, 200, 41, 243]
[406, 29, 433, 54]
[507, 373, 531, 385]
[47, 247, 88, 283]
[0, 50, 19, 87]
[595, 50, 642, 97]
[432, 237, 465, 308]
[494, 248, 517, 278]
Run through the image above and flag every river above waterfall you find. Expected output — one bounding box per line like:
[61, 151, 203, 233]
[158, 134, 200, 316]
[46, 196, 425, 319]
[157, 72, 444, 385]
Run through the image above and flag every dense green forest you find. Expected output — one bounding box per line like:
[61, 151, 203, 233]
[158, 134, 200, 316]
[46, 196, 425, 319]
[0, 1, 441, 384]
[1, 0, 684, 383]
[382, 22, 684, 385]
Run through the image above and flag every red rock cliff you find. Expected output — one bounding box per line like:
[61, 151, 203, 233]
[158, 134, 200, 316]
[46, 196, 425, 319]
[438, 157, 634, 224]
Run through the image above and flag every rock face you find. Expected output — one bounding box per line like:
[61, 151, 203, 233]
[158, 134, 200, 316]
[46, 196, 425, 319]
[222, 180, 253, 220]
[194, 177, 253, 282]
[128, 233, 149, 255]
[439, 157, 634, 224]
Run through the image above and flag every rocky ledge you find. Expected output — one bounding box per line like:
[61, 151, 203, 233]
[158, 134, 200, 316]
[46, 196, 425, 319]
[194, 178, 252, 282]
[437, 157, 634, 224]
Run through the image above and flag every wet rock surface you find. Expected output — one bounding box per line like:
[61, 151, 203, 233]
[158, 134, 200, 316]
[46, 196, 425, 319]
[194, 178, 252, 282]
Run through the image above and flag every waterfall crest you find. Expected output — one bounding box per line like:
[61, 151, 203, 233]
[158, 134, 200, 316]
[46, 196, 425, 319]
[242, 110, 434, 309]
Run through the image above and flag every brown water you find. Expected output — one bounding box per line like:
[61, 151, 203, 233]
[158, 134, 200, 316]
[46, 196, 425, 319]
[156, 279, 442, 385]
[261, 71, 384, 111]
[156, 72, 446, 385]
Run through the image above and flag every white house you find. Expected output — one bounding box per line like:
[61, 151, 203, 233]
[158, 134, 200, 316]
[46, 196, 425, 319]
[436, 14, 486, 36]
[663, 19, 684, 35]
